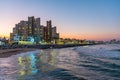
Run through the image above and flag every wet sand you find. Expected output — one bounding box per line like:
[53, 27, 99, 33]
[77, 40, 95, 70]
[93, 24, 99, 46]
[0, 48, 37, 58]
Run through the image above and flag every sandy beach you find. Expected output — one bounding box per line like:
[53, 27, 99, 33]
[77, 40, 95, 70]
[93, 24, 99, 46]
[0, 48, 37, 58]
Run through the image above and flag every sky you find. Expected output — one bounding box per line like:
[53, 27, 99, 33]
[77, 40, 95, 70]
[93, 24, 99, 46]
[0, 0, 120, 41]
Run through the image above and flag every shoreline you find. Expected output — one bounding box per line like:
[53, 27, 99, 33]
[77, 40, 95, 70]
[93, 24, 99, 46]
[0, 44, 97, 58]
[0, 48, 37, 58]
[0, 44, 96, 49]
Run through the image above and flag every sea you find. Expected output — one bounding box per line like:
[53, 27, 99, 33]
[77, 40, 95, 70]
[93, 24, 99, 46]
[0, 44, 120, 80]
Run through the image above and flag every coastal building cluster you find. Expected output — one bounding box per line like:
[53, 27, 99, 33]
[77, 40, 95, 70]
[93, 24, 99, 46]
[0, 16, 119, 45]
[10, 16, 59, 44]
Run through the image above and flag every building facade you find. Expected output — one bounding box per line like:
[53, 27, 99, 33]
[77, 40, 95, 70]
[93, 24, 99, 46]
[10, 16, 59, 44]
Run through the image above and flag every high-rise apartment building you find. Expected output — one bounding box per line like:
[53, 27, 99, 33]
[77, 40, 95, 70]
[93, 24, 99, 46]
[52, 26, 59, 39]
[46, 20, 52, 42]
[10, 16, 59, 44]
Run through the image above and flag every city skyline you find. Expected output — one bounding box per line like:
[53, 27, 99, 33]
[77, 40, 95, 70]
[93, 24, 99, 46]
[0, 0, 120, 41]
[10, 16, 59, 44]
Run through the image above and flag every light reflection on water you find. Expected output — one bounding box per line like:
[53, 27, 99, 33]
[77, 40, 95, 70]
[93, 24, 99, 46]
[0, 44, 120, 80]
[0, 49, 83, 80]
[17, 50, 58, 77]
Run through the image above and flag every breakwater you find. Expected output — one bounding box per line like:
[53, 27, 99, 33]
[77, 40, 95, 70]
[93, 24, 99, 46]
[0, 44, 95, 50]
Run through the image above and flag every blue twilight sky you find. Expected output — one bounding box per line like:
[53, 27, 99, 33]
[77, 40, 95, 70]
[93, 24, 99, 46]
[0, 0, 120, 40]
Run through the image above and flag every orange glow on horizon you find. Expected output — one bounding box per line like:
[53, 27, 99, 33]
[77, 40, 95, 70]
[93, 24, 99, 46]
[0, 34, 10, 38]
[60, 33, 120, 41]
[1, 33, 119, 41]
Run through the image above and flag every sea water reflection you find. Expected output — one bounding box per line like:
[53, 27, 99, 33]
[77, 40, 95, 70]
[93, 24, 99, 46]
[0, 48, 84, 80]
[17, 49, 58, 80]
[0, 50, 57, 80]
[16, 49, 82, 80]
[1, 44, 120, 80]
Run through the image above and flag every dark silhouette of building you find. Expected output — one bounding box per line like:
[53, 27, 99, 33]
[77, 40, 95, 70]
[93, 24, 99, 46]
[43, 27, 48, 42]
[47, 20, 52, 42]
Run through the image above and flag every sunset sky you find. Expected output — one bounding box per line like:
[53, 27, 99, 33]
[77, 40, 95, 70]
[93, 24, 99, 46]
[0, 0, 120, 40]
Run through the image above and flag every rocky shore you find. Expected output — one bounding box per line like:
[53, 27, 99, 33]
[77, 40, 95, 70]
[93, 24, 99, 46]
[0, 44, 95, 58]
[0, 44, 94, 49]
